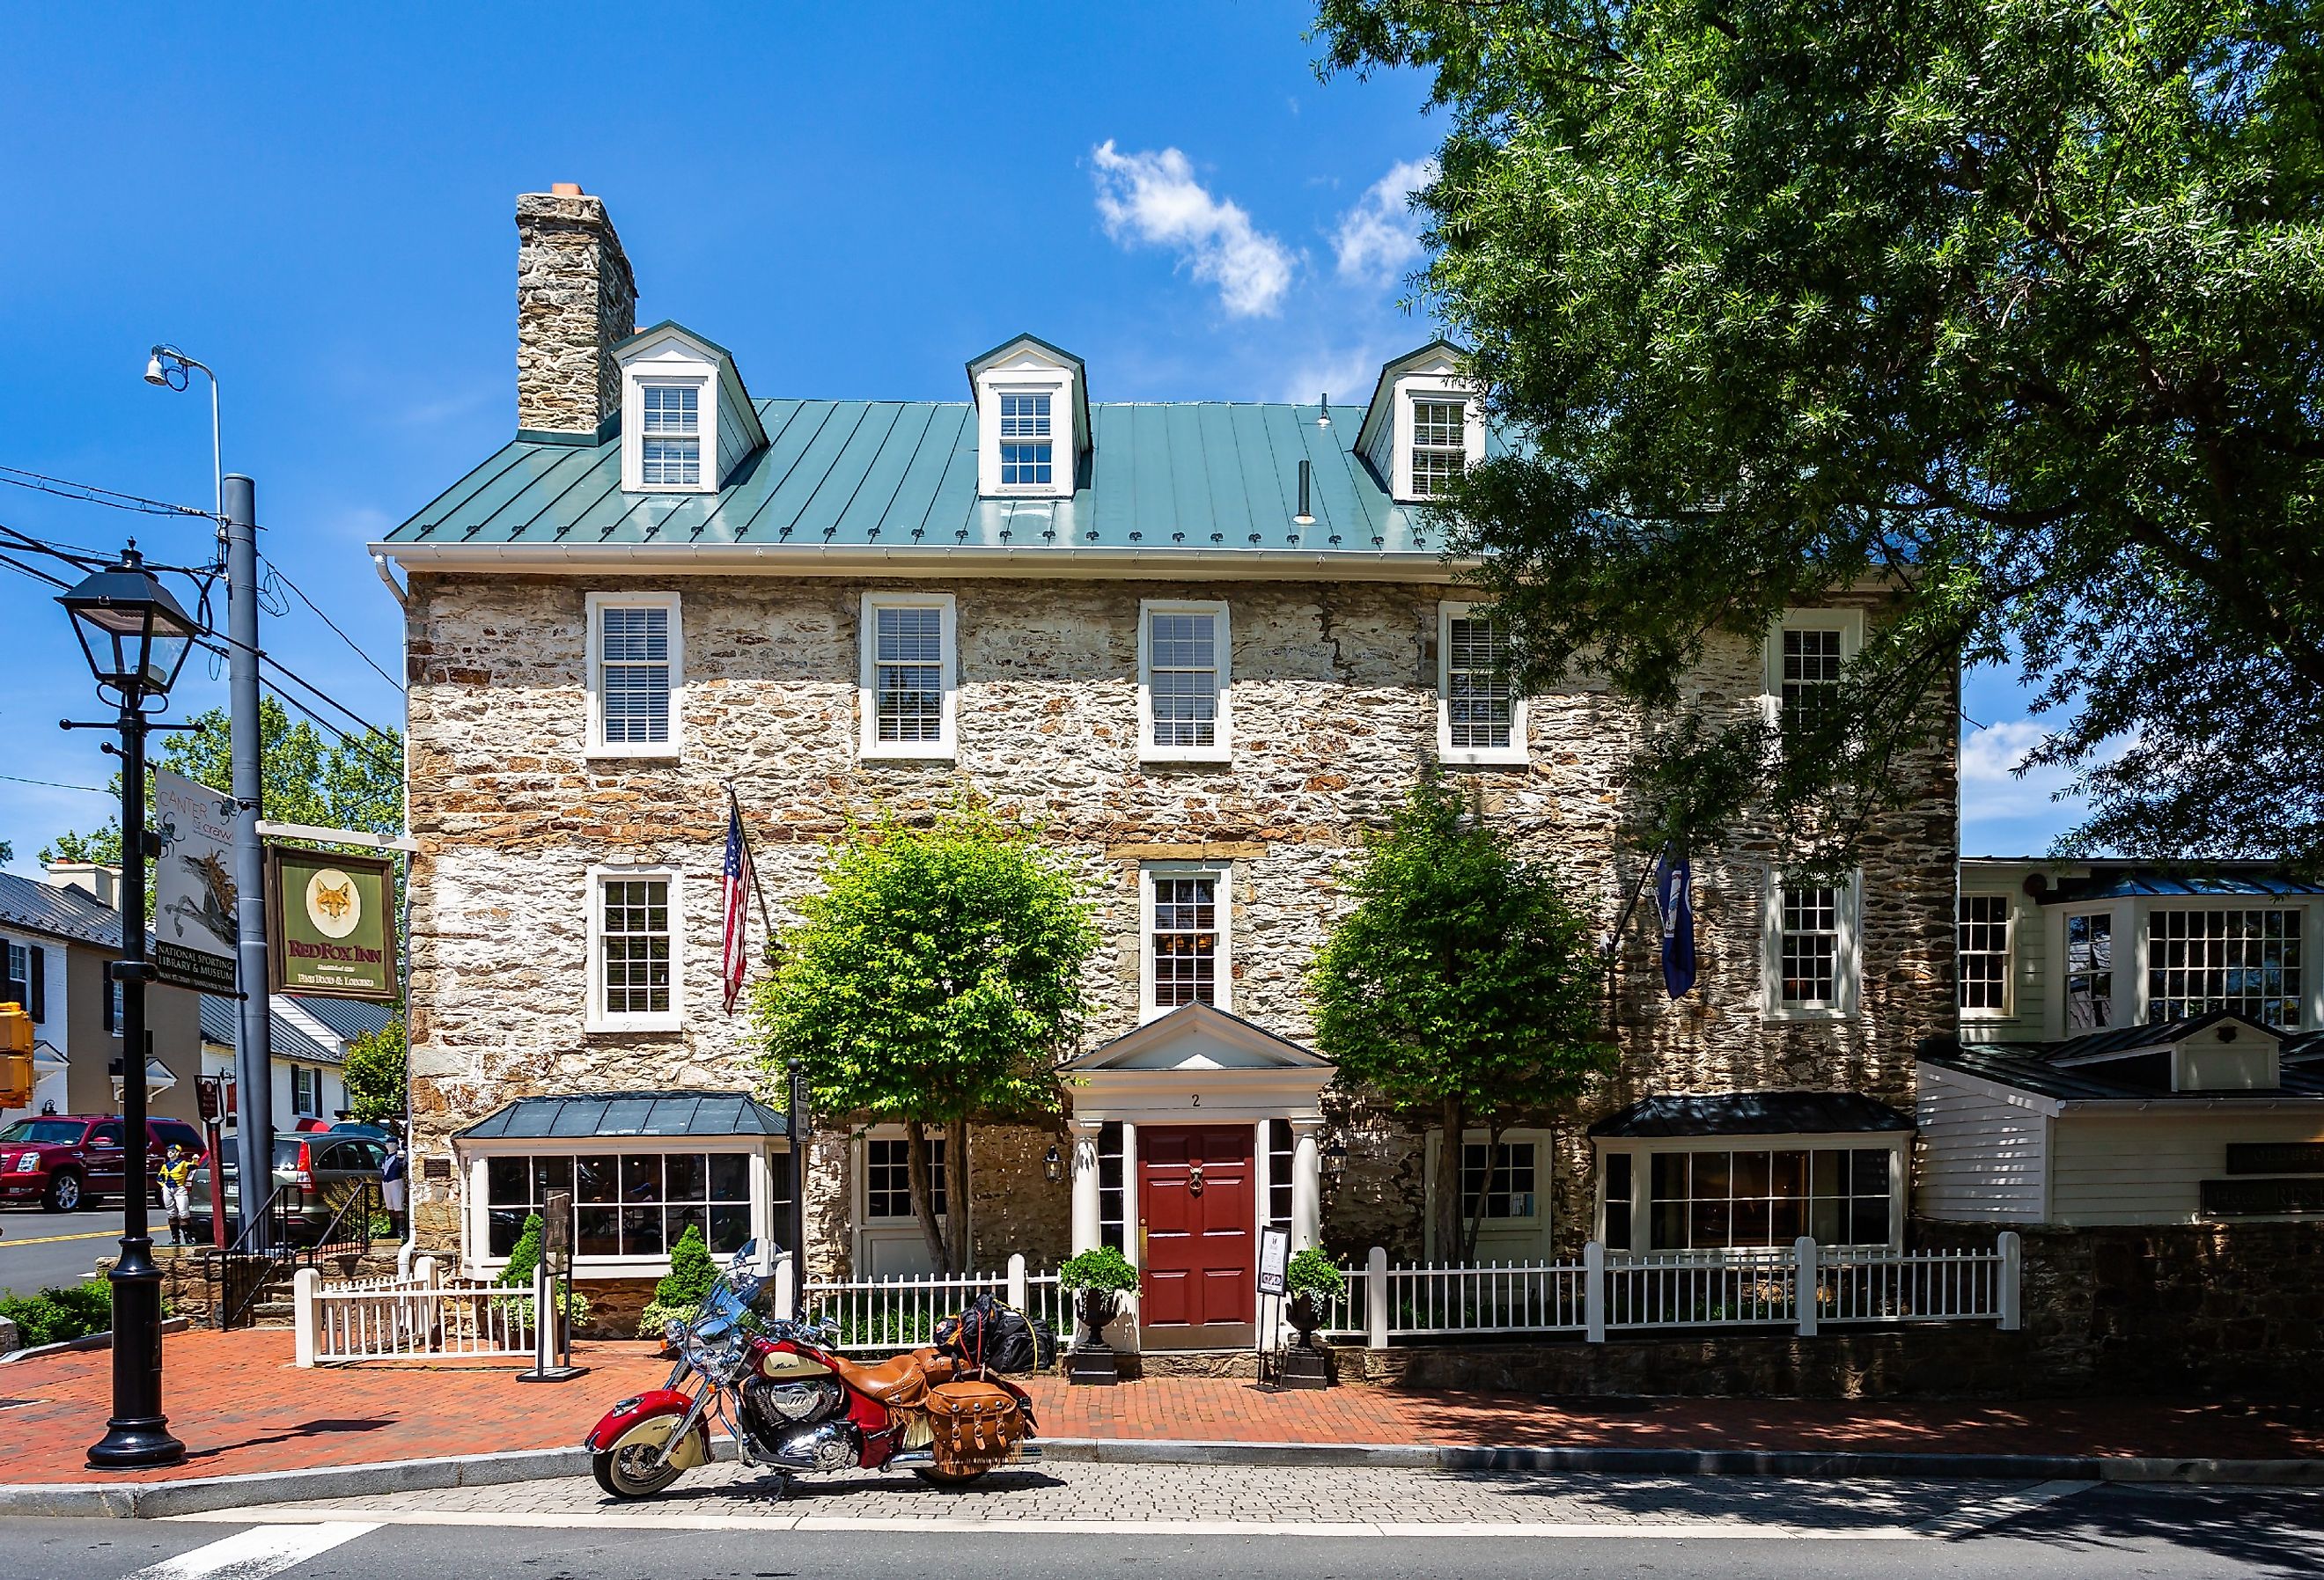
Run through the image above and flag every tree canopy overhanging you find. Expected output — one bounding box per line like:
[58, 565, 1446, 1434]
[1315, 0, 2324, 865]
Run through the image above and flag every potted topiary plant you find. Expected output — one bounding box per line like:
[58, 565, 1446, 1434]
[1277, 1247, 1343, 1388]
[1058, 1245, 1138, 1385]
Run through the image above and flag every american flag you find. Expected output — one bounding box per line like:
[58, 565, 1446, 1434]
[720, 790, 756, 1013]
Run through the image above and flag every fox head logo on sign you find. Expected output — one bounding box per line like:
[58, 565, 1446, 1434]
[267, 846, 397, 1002]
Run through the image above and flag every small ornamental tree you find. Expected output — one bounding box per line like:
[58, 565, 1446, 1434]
[1311, 774, 1609, 1261]
[656, 1224, 717, 1308]
[343, 1018, 406, 1128]
[756, 804, 1097, 1274]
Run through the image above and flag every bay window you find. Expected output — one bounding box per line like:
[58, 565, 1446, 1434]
[482, 1148, 774, 1261]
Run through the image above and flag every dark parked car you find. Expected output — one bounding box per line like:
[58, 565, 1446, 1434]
[0, 1114, 206, 1212]
[189, 1132, 387, 1244]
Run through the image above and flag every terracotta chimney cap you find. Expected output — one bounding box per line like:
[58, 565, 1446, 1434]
[550, 181, 584, 197]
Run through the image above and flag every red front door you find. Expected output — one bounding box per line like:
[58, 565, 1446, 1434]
[1139, 1125, 1255, 1332]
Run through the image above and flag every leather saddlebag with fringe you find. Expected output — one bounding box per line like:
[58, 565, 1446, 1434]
[924, 1379, 1024, 1473]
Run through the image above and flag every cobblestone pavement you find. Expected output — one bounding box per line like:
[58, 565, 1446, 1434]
[224, 1461, 2082, 1535]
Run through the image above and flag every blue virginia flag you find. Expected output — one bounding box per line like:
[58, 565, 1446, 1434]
[1653, 853, 1697, 1000]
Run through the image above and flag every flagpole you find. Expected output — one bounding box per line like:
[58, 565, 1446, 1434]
[724, 782, 804, 1277]
[1603, 845, 1666, 1042]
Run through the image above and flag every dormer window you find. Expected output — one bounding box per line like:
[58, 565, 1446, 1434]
[998, 392, 1053, 486]
[639, 385, 702, 487]
[1410, 401, 1467, 497]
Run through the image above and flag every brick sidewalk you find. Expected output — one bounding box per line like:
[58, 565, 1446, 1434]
[0, 1328, 2314, 1487]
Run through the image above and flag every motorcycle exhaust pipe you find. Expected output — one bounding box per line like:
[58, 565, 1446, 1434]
[886, 1444, 1044, 1468]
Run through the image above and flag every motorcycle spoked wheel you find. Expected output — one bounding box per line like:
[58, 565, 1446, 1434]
[592, 1441, 688, 1500]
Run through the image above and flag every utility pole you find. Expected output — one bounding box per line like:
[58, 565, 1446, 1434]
[224, 474, 274, 1250]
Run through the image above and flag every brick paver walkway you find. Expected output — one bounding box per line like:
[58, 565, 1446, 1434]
[0, 1328, 2314, 1488]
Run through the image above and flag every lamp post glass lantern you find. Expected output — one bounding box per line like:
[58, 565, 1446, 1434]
[60, 547, 195, 1469]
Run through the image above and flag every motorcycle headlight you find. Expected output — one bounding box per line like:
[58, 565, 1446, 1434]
[680, 1325, 750, 1385]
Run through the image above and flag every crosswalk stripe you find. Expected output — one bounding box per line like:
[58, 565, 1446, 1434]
[122, 1521, 379, 1580]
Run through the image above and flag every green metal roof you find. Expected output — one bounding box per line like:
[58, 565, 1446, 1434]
[386, 398, 1463, 558]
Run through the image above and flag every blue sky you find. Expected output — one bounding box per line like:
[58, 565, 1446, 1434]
[0, 2, 2070, 871]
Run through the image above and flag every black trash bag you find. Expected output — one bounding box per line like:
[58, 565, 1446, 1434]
[936, 1291, 1055, 1374]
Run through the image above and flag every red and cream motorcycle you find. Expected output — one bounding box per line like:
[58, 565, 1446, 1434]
[585, 1243, 1041, 1500]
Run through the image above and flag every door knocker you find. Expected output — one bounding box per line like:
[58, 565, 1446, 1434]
[1188, 1164, 1205, 1197]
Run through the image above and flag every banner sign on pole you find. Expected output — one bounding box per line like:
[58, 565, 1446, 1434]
[151, 768, 239, 995]
[266, 846, 398, 1001]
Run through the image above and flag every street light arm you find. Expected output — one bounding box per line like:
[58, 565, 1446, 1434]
[147, 346, 223, 527]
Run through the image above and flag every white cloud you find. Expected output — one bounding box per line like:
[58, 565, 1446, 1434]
[1091, 141, 1295, 318]
[1277, 342, 1396, 408]
[1959, 718, 2054, 785]
[1333, 158, 1435, 287]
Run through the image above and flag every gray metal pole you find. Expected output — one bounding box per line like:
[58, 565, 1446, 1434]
[224, 474, 274, 1252]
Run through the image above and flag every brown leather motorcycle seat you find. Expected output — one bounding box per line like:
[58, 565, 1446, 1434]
[824, 1349, 933, 1405]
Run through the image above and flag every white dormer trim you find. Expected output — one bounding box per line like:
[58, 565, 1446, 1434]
[1357, 344, 1484, 503]
[970, 338, 1085, 499]
[615, 323, 765, 496]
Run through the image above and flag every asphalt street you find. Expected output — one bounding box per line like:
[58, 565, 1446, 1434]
[0, 1209, 131, 1302]
[0, 1479, 2314, 1580]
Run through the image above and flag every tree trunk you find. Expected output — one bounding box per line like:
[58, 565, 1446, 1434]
[905, 1119, 946, 1275]
[944, 1117, 971, 1274]
[1433, 1094, 1467, 1264]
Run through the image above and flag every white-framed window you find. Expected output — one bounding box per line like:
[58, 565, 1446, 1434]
[291, 1065, 318, 1118]
[1763, 609, 1864, 746]
[638, 383, 702, 487]
[1137, 599, 1231, 762]
[1410, 399, 1467, 497]
[857, 592, 957, 759]
[1437, 602, 1526, 764]
[1642, 1144, 1894, 1250]
[1422, 1126, 1553, 1258]
[2064, 909, 2114, 1031]
[997, 391, 1053, 487]
[2147, 907, 2304, 1028]
[1460, 1139, 1540, 1221]
[1764, 871, 1861, 1018]
[586, 866, 681, 1033]
[863, 1135, 945, 1222]
[585, 591, 682, 758]
[1140, 863, 1230, 1019]
[481, 1149, 779, 1261]
[1959, 893, 2013, 1016]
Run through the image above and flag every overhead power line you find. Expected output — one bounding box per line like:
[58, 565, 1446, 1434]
[0, 465, 213, 520]
[261, 557, 401, 690]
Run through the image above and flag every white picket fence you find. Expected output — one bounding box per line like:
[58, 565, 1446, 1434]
[801, 1254, 1067, 1354]
[296, 1258, 541, 1365]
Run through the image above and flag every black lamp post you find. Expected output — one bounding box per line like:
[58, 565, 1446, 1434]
[59, 545, 197, 1470]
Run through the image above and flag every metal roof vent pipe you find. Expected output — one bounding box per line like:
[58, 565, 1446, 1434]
[1317, 393, 1330, 427]
[1295, 459, 1314, 525]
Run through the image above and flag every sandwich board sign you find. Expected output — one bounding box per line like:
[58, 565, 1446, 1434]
[151, 768, 239, 995]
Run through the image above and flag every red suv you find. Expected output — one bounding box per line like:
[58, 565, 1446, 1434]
[0, 1115, 206, 1212]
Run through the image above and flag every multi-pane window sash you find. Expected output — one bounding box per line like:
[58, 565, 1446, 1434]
[998, 398, 1054, 487]
[2066, 912, 2114, 1030]
[1648, 1147, 1892, 1250]
[1148, 612, 1219, 747]
[1958, 894, 2011, 1010]
[2147, 908, 2304, 1028]
[1265, 1119, 1295, 1231]
[1151, 875, 1218, 1007]
[1445, 616, 1515, 749]
[865, 1136, 945, 1220]
[1410, 400, 1467, 497]
[600, 878, 672, 1017]
[873, 606, 945, 742]
[1460, 1141, 1538, 1220]
[1779, 885, 1841, 1007]
[1000, 443, 1053, 486]
[484, 1151, 761, 1260]
[999, 392, 1051, 439]
[640, 386, 701, 487]
[1780, 629, 1843, 738]
[599, 606, 671, 746]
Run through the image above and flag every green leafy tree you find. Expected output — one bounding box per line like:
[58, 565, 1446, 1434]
[44, 697, 402, 892]
[342, 1018, 406, 1128]
[1310, 775, 1607, 1260]
[1316, 0, 2324, 865]
[756, 805, 1097, 1273]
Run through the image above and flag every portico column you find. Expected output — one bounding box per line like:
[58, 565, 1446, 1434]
[1290, 1119, 1324, 1253]
[1069, 1120, 1102, 1256]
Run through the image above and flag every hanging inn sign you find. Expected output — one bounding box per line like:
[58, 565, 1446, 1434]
[266, 845, 398, 1002]
[151, 768, 240, 995]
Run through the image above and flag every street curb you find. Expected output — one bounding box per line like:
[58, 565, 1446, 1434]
[0, 1436, 2314, 1518]
[0, 1319, 190, 1368]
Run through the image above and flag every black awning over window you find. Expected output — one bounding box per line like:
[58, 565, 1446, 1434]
[1590, 1091, 1913, 1139]
[456, 1090, 788, 1141]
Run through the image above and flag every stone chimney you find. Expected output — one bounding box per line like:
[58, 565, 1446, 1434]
[46, 863, 119, 910]
[515, 184, 637, 436]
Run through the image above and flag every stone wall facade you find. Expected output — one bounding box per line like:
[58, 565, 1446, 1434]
[514, 189, 635, 435]
[401, 570, 1956, 1274]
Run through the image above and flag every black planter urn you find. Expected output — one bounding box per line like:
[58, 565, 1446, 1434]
[1066, 1287, 1124, 1385]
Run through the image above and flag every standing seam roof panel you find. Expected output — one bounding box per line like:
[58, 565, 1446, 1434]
[802, 402, 911, 542]
[476, 445, 620, 541]
[832, 402, 941, 543]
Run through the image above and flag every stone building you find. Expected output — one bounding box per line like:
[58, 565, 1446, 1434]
[373, 187, 1957, 1349]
